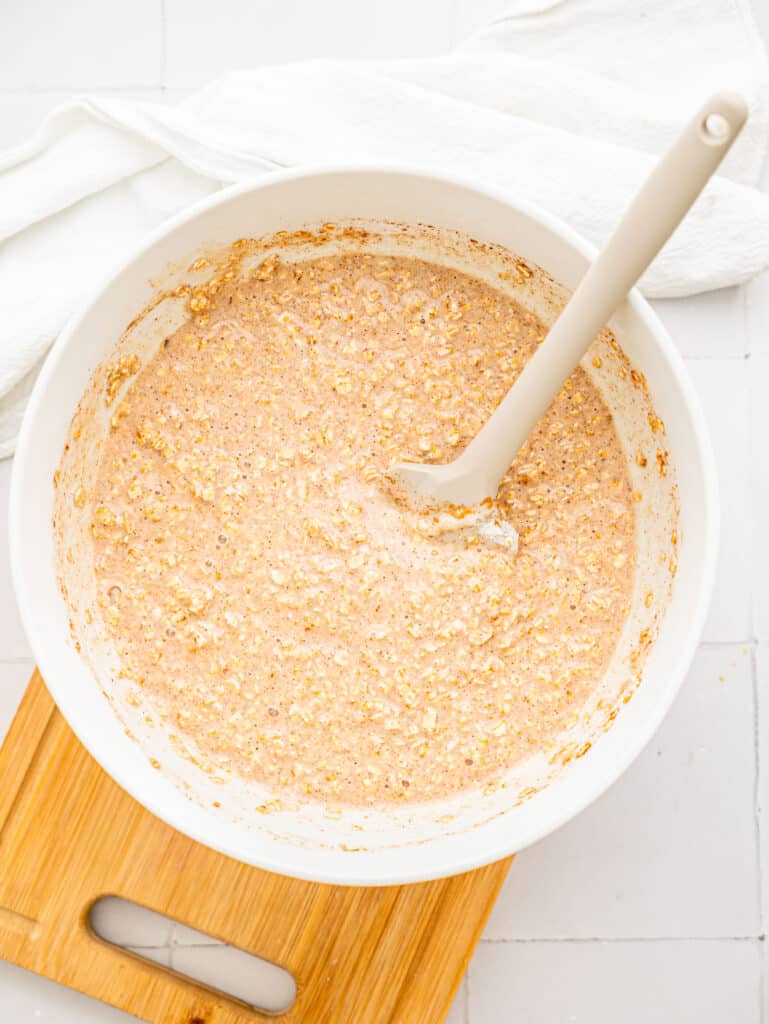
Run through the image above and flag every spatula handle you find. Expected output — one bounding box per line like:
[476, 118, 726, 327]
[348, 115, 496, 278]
[461, 91, 747, 491]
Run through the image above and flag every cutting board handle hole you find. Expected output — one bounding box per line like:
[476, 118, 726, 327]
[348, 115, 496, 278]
[89, 896, 296, 1014]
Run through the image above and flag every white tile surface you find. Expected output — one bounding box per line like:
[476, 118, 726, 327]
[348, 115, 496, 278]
[89, 898, 173, 950]
[750, 352, 769, 640]
[751, 354, 769, 936]
[165, 0, 453, 88]
[0, 0, 163, 89]
[1, 1, 768, 1021]
[0, 461, 32, 662]
[686, 358, 752, 644]
[0, 660, 34, 745]
[123, 947, 171, 969]
[758, 641, 768, 936]
[745, 271, 769, 354]
[483, 644, 759, 940]
[170, 944, 295, 1013]
[0, 962, 143, 1023]
[169, 919, 295, 1012]
[446, 978, 468, 1024]
[468, 940, 761, 1024]
[652, 287, 747, 360]
[742, 99, 769, 357]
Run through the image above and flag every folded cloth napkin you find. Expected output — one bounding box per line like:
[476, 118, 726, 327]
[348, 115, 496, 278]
[1, 0, 768, 457]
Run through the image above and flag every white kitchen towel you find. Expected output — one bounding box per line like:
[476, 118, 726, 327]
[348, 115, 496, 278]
[1, 0, 769, 457]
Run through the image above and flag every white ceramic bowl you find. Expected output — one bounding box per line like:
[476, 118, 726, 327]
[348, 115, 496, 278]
[10, 167, 718, 885]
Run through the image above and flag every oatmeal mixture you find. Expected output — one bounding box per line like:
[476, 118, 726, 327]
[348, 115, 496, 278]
[85, 251, 635, 805]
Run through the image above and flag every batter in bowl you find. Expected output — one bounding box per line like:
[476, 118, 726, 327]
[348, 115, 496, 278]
[72, 246, 636, 806]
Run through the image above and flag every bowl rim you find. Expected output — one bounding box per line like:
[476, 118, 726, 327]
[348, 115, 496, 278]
[9, 163, 719, 884]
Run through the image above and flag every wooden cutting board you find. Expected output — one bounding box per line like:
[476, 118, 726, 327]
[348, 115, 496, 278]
[0, 671, 512, 1023]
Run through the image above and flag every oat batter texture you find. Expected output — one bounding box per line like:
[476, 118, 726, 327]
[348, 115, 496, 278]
[83, 247, 636, 806]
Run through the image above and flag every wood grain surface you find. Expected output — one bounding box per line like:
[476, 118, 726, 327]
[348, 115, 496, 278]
[0, 671, 512, 1023]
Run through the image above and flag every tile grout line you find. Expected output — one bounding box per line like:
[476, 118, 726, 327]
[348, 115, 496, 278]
[168, 927, 177, 971]
[752, 640, 766, 1024]
[699, 639, 758, 649]
[753, 644, 764, 926]
[746, 294, 766, 1024]
[681, 353, 752, 361]
[120, 943, 173, 952]
[170, 941, 225, 948]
